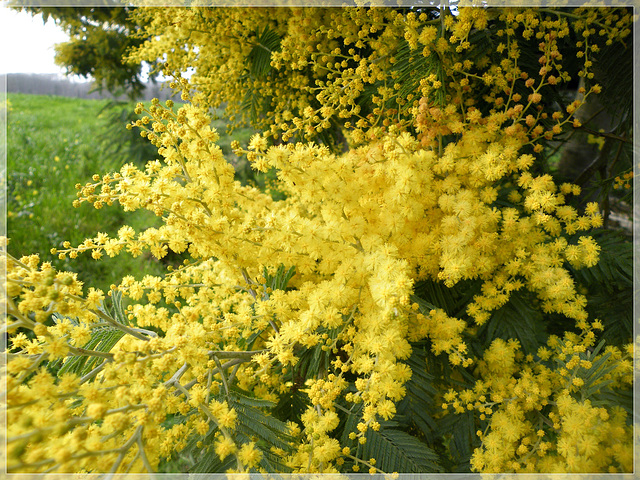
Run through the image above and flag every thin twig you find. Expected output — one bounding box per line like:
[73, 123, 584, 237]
[227, 363, 241, 385]
[137, 434, 158, 477]
[212, 355, 230, 398]
[80, 359, 109, 384]
[164, 362, 189, 387]
[207, 349, 266, 359]
[104, 425, 144, 479]
[68, 346, 114, 360]
[578, 125, 631, 144]
[177, 358, 247, 395]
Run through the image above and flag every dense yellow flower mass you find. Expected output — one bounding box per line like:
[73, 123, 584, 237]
[445, 333, 633, 472]
[129, 5, 630, 149]
[3, 5, 633, 475]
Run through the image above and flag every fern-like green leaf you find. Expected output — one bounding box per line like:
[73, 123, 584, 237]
[590, 388, 633, 416]
[248, 26, 281, 80]
[178, 389, 295, 473]
[570, 230, 633, 345]
[49, 291, 130, 376]
[412, 278, 480, 317]
[240, 86, 263, 124]
[189, 445, 236, 473]
[593, 41, 633, 130]
[437, 409, 478, 472]
[480, 290, 548, 354]
[272, 389, 310, 424]
[292, 343, 331, 381]
[57, 325, 125, 376]
[263, 264, 296, 291]
[359, 427, 443, 473]
[395, 347, 438, 443]
[108, 289, 129, 325]
[340, 400, 442, 473]
[228, 389, 277, 409]
[392, 39, 443, 105]
[228, 392, 294, 453]
[572, 230, 632, 287]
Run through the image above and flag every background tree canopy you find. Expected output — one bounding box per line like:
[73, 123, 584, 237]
[19, 6, 152, 98]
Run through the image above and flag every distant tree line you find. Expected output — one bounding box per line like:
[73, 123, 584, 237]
[5, 73, 177, 101]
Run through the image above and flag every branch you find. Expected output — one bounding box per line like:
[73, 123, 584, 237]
[137, 434, 158, 476]
[574, 137, 614, 187]
[104, 425, 144, 479]
[80, 359, 109, 384]
[164, 362, 189, 387]
[577, 125, 631, 144]
[207, 349, 266, 359]
[178, 358, 248, 394]
[212, 355, 230, 398]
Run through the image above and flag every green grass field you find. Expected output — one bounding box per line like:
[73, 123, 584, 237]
[6, 92, 254, 294]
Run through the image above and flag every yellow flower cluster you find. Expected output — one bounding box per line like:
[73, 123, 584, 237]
[613, 170, 633, 190]
[443, 330, 633, 473]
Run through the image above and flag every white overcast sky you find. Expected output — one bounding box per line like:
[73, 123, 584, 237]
[0, 6, 73, 76]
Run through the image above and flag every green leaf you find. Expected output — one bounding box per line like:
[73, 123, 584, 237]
[392, 38, 443, 105]
[263, 264, 296, 291]
[189, 445, 236, 473]
[272, 389, 310, 424]
[437, 409, 478, 472]
[589, 388, 633, 416]
[340, 398, 442, 473]
[175, 390, 295, 473]
[292, 343, 331, 381]
[480, 290, 548, 354]
[49, 292, 130, 377]
[248, 26, 281, 80]
[57, 325, 125, 377]
[228, 387, 277, 409]
[412, 279, 480, 317]
[240, 90, 260, 124]
[572, 230, 632, 287]
[108, 289, 129, 325]
[339, 402, 361, 447]
[569, 230, 633, 345]
[593, 41, 633, 129]
[359, 427, 443, 473]
[395, 348, 438, 443]
[228, 392, 295, 454]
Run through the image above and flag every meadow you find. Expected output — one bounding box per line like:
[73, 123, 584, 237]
[6, 92, 254, 294]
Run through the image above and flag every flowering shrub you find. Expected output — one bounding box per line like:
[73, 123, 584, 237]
[3, 5, 634, 475]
